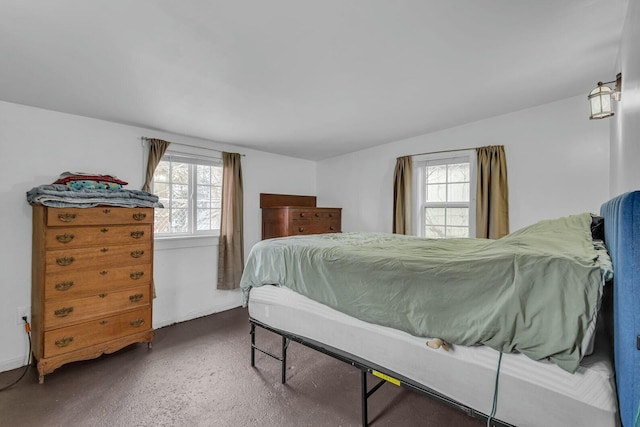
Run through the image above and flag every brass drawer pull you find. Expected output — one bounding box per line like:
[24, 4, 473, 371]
[55, 233, 75, 243]
[54, 307, 74, 317]
[133, 213, 147, 221]
[329, 213, 333, 217]
[55, 336, 74, 347]
[130, 318, 145, 327]
[56, 257, 75, 266]
[100, 270, 109, 276]
[298, 227, 305, 232]
[98, 293, 108, 298]
[99, 320, 108, 325]
[130, 271, 144, 280]
[130, 250, 144, 258]
[55, 281, 74, 291]
[299, 212, 305, 218]
[130, 231, 145, 239]
[101, 228, 109, 233]
[102, 208, 111, 214]
[329, 226, 335, 231]
[57, 213, 76, 223]
[100, 247, 109, 253]
[129, 293, 144, 302]
[315, 213, 320, 217]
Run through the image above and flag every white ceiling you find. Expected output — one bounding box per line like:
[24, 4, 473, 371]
[0, 0, 629, 160]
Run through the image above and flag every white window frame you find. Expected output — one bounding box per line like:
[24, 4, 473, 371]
[151, 148, 223, 240]
[412, 150, 477, 238]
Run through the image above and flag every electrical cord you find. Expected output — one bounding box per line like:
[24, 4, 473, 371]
[486, 351, 503, 427]
[0, 317, 32, 392]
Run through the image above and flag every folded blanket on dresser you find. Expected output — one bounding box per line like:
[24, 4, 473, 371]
[26, 184, 163, 208]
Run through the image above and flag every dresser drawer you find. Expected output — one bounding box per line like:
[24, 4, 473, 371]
[45, 243, 151, 271]
[46, 208, 153, 227]
[45, 263, 152, 300]
[290, 219, 341, 235]
[43, 307, 151, 358]
[44, 285, 151, 330]
[289, 208, 340, 220]
[45, 224, 151, 249]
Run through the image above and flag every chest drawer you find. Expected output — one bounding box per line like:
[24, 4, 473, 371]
[47, 208, 153, 227]
[290, 219, 341, 235]
[289, 208, 340, 221]
[43, 307, 151, 358]
[45, 224, 151, 249]
[45, 263, 152, 300]
[44, 285, 150, 330]
[45, 243, 151, 271]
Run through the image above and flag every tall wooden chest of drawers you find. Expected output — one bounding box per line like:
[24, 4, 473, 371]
[31, 206, 154, 383]
[260, 193, 342, 239]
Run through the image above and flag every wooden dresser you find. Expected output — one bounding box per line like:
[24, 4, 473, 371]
[31, 206, 154, 383]
[261, 193, 342, 239]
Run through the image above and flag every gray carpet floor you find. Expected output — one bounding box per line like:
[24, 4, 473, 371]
[0, 307, 483, 426]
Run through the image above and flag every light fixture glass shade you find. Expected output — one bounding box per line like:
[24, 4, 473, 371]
[588, 84, 614, 119]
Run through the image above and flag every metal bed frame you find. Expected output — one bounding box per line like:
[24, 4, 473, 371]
[250, 317, 513, 427]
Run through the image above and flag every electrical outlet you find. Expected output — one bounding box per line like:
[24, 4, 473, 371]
[16, 306, 29, 325]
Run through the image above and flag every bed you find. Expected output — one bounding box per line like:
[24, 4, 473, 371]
[241, 191, 640, 426]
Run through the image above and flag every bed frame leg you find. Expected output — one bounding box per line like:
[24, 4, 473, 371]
[250, 320, 290, 383]
[361, 370, 368, 427]
[360, 370, 387, 426]
[250, 323, 256, 367]
[281, 335, 287, 384]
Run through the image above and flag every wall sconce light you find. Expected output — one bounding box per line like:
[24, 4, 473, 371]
[588, 73, 622, 119]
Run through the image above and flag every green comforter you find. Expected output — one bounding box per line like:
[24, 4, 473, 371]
[240, 213, 605, 373]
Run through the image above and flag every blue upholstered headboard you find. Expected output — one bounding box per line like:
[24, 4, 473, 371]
[601, 191, 640, 427]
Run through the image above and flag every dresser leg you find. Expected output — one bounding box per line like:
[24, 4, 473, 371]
[36, 362, 45, 385]
[147, 342, 153, 349]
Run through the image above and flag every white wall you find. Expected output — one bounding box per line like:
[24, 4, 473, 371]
[611, 0, 640, 195]
[0, 100, 316, 372]
[317, 95, 610, 233]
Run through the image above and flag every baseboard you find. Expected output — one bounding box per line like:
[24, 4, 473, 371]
[153, 300, 242, 329]
[0, 355, 30, 373]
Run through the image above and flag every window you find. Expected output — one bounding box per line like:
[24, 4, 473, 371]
[152, 152, 223, 237]
[413, 151, 476, 238]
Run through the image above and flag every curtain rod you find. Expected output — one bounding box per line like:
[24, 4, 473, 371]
[141, 137, 245, 156]
[404, 145, 503, 159]
[402, 147, 475, 159]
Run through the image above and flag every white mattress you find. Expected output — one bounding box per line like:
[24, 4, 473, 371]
[248, 285, 620, 427]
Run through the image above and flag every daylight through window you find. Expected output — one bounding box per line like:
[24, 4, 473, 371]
[413, 151, 476, 238]
[152, 153, 222, 236]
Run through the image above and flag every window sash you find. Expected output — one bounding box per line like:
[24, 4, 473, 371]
[153, 152, 222, 238]
[412, 150, 476, 238]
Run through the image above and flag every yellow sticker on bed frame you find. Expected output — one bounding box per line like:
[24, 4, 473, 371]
[372, 370, 401, 386]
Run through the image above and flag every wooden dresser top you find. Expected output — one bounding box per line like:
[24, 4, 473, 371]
[260, 193, 317, 208]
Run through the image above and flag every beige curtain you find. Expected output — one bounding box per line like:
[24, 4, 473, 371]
[393, 156, 412, 234]
[142, 138, 171, 192]
[476, 145, 509, 239]
[217, 152, 244, 290]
